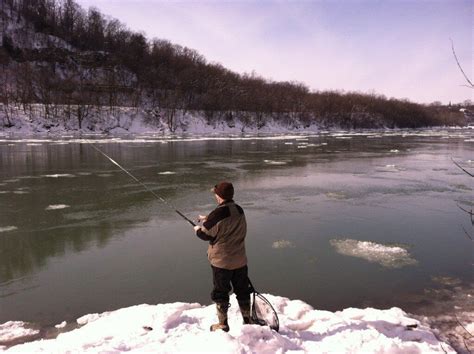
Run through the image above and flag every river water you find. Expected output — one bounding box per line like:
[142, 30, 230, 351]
[0, 129, 472, 327]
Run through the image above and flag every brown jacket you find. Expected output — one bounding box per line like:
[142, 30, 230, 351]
[196, 200, 247, 270]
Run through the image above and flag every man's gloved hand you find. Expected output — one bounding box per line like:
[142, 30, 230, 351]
[194, 225, 201, 232]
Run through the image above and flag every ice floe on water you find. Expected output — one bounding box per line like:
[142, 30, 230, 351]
[0, 226, 17, 233]
[263, 160, 288, 165]
[45, 204, 70, 211]
[157, 171, 176, 175]
[325, 191, 348, 200]
[1, 294, 452, 353]
[390, 149, 400, 153]
[42, 174, 75, 178]
[431, 276, 462, 287]
[54, 322, 67, 329]
[77, 172, 92, 176]
[330, 239, 418, 268]
[0, 321, 39, 344]
[13, 190, 29, 195]
[18, 176, 40, 180]
[97, 174, 113, 178]
[376, 164, 404, 172]
[272, 240, 295, 249]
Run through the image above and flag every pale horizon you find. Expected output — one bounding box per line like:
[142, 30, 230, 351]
[75, 0, 473, 105]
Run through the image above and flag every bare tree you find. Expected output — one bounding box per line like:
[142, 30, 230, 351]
[451, 39, 473, 89]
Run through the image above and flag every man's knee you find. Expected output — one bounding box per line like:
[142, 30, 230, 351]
[232, 266, 251, 302]
[211, 290, 230, 303]
[211, 266, 232, 303]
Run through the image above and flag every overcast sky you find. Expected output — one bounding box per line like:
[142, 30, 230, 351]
[75, 0, 472, 104]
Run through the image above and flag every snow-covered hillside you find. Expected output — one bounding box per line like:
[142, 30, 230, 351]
[0, 105, 323, 135]
[0, 294, 453, 353]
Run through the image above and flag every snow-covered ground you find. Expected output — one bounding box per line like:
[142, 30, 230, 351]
[0, 105, 323, 135]
[0, 294, 453, 353]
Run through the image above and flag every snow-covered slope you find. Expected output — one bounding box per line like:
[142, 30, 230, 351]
[0, 105, 323, 135]
[2, 294, 452, 353]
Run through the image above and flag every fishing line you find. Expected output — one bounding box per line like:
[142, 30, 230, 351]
[88, 143, 196, 227]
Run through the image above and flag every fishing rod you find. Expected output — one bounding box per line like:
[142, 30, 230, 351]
[89, 144, 196, 227]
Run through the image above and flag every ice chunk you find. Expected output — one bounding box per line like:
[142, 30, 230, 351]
[54, 321, 67, 329]
[158, 171, 177, 175]
[76, 313, 102, 326]
[45, 204, 70, 210]
[390, 149, 400, 153]
[263, 160, 287, 165]
[325, 192, 347, 200]
[13, 190, 29, 195]
[330, 238, 418, 268]
[43, 174, 75, 178]
[272, 240, 295, 249]
[431, 276, 462, 286]
[4, 179, 19, 183]
[18, 176, 40, 180]
[0, 321, 39, 342]
[0, 226, 17, 233]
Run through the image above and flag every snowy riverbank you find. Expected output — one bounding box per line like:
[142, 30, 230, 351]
[0, 294, 453, 353]
[0, 105, 326, 135]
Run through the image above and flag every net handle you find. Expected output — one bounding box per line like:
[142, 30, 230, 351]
[247, 277, 256, 293]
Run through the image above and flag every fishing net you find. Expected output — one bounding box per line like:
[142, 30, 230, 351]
[248, 279, 279, 332]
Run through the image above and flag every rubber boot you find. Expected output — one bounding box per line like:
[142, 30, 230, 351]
[210, 302, 230, 332]
[239, 301, 252, 324]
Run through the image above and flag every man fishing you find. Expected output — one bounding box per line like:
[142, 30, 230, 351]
[193, 182, 251, 332]
[86, 147, 268, 331]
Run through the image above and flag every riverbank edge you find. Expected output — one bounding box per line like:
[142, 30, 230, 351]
[0, 294, 456, 353]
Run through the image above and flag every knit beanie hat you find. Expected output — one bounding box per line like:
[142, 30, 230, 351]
[212, 182, 234, 200]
